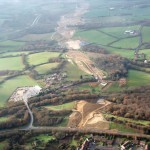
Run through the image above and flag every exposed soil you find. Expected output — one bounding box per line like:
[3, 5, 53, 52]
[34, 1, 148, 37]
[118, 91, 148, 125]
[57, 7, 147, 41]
[68, 100, 110, 130]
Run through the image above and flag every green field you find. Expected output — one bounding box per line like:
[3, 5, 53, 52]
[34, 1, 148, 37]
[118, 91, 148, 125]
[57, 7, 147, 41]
[101, 26, 140, 38]
[35, 63, 59, 74]
[111, 37, 139, 49]
[110, 122, 137, 133]
[0, 117, 9, 123]
[107, 69, 150, 92]
[77, 83, 100, 93]
[0, 40, 25, 52]
[0, 141, 8, 150]
[0, 56, 24, 70]
[0, 75, 39, 107]
[18, 33, 54, 41]
[74, 29, 116, 45]
[63, 62, 89, 81]
[127, 70, 150, 87]
[105, 114, 150, 126]
[142, 26, 150, 43]
[102, 46, 150, 60]
[28, 52, 60, 65]
[30, 134, 56, 143]
[46, 101, 76, 111]
[0, 51, 29, 57]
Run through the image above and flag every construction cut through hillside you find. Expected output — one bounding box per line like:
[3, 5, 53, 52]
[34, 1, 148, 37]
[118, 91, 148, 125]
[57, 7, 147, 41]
[68, 100, 110, 130]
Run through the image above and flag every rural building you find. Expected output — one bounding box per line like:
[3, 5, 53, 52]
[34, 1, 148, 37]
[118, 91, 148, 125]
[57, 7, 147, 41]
[124, 30, 138, 36]
[121, 141, 133, 150]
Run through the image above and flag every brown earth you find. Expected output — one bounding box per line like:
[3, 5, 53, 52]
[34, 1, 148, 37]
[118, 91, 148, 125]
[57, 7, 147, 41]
[68, 100, 110, 130]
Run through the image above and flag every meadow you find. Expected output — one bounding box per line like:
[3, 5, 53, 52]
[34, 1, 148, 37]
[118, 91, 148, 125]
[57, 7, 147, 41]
[74, 29, 116, 45]
[0, 51, 30, 57]
[107, 69, 150, 92]
[17, 33, 54, 42]
[111, 37, 139, 49]
[28, 52, 60, 66]
[0, 56, 24, 70]
[0, 40, 25, 52]
[0, 75, 39, 107]
[63, 62, 89, 81]
[35, 63, 60, 74]
[142, 26, 150, 43]
[100, 26, 140, 38]
[45, 101, 76, 111]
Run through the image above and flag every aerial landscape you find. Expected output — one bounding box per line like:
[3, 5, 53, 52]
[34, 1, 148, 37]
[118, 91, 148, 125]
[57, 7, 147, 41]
[0, 0, 150, 149]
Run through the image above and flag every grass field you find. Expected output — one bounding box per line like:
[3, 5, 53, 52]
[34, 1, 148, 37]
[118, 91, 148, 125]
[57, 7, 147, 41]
[0, 40, 25, 52]
[111, 37, 139, 49]
[104, 114, 150, 126]
[35, 63, 59, 74]
[30, 134, 56, 143]
[101, 26, 140, 38]
[142, 26, 150, 43]
[0, 51, 29, 57]
[102, 46, 150, 60]
[127, 69, 150, 88]
[77, 83, 100, 93]
[74, 29, 116, 45]
[63, 62, 89, 81]
[107, 69, 150, 92]
[0, 75, 39, 107]
[0, 56, 24, 70]
[18, 33, 54, 41]
[28, 52, 60, 65]
[0, 141, 8, 150]
[45, 101, 76, 111]
[56, 116, 69, 127]
[0, 117, 9, 123]
[110, 122, 137, 133]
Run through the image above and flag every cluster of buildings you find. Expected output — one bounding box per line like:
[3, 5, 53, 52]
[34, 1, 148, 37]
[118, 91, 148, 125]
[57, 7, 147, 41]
[9, 86, 42, 102]
[124, 30, 138, 36]
[121, 140, 150, 150]
[44, 73, 67, 87]
[78, 136, 150, 150]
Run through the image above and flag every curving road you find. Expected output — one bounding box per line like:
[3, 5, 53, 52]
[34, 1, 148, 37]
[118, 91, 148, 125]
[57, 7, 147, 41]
[23, 95, 34, 129]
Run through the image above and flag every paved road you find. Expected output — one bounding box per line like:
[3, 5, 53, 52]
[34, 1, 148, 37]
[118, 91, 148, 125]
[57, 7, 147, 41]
[30, 15, 41, 27]
[0, 127, 150, 140]
[22, 94, 34, 129]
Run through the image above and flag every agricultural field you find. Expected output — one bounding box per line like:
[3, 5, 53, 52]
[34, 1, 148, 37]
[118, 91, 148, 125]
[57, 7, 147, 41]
[107, 69, 150, 92]
[0, 51, 30, 57]
[127, 69, 150, 88]
[110, 122, 137, 133]
[0, 56, 24, 70]
[142, 26, 150, 43]
[17, 33, 54, 42]
[0, 117, 9, 123]
[100, 26, 140, 38]
[0, 75, 39, 107]
[30, 134, 56, 143]
[28, 52, 60, 66]
[45, 101, 76, 111]
[104, 113, 150, 126]
[0, 40, 25, 52]
[76, 83, 101, 93]
[63, 62, 89, 81]
[35, 63, 59, 74]
[0, 141, 9, 150]
[111, 37, 139, 49]
[74, 29, 116, 45]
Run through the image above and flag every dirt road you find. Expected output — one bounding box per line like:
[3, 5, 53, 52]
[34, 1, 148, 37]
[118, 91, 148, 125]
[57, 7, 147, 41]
[67, 50, 106, 83]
